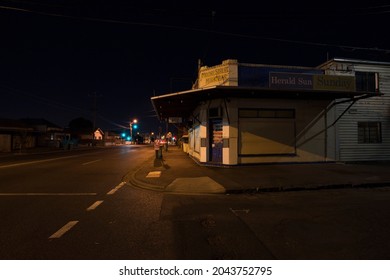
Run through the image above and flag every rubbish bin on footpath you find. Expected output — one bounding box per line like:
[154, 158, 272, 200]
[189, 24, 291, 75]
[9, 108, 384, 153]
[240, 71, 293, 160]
[154, 139, 163, 159]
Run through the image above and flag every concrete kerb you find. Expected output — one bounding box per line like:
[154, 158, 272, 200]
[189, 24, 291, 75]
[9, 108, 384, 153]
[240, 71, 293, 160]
[226, 182, 390, 194]
[129, 165, 390, 195]
[127, 153, 229, 194]
[126, 150, 390, 194]
[126, 154, 166, 192]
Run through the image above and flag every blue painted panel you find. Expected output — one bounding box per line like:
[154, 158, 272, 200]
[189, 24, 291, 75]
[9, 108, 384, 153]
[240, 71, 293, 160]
[238, 65, 323, 88]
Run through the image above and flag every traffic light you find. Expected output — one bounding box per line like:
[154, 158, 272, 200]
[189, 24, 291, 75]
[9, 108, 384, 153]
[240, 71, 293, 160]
[133, 124, 138, 129]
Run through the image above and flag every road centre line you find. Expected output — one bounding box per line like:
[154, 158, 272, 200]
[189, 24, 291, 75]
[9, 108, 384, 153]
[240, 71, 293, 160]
[82, 159, 102, 165]
[107, 182, 126, 195]
[49, 220, 79, 239]
[0, 155, 81, 169]
[0, 193, 97, 196]
[87, 200, 104, 211]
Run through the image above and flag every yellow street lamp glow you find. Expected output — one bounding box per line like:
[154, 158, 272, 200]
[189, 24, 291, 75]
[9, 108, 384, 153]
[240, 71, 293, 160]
[130, 119, 138, 143]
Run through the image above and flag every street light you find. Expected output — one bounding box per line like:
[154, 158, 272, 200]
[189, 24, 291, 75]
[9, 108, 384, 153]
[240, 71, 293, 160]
[130, 119, 138, 144]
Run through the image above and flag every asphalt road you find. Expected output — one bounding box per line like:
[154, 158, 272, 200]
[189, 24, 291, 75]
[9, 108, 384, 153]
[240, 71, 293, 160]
[1, 145, 390, 260]
[161, 189, 390, 260]
[0, 145, 162, 259]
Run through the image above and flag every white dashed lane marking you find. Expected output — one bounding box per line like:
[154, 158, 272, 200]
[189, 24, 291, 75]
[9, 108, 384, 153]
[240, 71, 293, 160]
[49, 221, 79, 239]
[106, 182, 126, 195]
[82, 159, 102, 165]
[0, 155, 80, 169]
[46, 181, 125, 240]
[86, 200, 104, 211]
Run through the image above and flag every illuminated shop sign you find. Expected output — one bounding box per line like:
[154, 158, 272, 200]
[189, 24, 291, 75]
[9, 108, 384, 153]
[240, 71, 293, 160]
[168, 117, 183, 123]
[199, 64, 230, 87]
[269, 73, 356, 92]
[314, 75, 356, 91]
[269, 73, 313, 89]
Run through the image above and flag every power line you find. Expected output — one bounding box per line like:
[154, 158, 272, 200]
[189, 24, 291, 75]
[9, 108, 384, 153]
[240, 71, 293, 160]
[0, 84, 88, 113]
[1, 4, 389, 54]
[0, 84, 126, 129]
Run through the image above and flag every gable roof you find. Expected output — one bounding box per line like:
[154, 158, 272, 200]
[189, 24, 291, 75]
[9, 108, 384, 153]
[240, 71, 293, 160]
[0, 118, 32, 131]
[20, 118, 62, 129]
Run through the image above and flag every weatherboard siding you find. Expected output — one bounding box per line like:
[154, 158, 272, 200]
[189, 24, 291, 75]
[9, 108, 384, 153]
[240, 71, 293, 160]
[336, 65, 390, 161]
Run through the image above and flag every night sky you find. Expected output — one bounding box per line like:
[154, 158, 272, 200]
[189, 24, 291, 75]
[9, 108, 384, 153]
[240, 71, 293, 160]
[1, 1, 390, 133]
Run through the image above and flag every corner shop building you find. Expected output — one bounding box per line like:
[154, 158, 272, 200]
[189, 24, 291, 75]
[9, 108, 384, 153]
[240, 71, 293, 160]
[151, 58, 389, 165]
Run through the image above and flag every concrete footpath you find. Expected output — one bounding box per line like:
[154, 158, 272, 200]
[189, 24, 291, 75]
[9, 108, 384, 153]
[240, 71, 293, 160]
[130, 146, 390, 194]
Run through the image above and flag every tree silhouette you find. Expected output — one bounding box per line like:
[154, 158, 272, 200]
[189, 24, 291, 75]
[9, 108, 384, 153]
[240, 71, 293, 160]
[68, 117, 93, 139]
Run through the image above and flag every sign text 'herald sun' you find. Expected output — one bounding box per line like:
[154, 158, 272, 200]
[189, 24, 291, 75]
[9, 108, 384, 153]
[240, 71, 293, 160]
[269, 73, 356, 92]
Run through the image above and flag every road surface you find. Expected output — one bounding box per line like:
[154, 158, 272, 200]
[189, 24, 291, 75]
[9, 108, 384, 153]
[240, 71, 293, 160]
[1, 145, 389, 259]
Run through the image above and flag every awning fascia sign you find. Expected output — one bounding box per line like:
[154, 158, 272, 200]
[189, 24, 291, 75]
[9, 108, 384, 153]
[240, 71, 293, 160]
[269, 73, 356, 92]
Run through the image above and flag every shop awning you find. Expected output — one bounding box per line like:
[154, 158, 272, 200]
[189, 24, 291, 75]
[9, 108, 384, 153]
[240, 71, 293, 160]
[151, 85, 379, 121]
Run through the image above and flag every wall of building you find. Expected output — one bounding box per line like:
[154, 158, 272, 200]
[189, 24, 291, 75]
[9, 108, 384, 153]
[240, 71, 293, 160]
[184, 59, 390, 164]
[235, 98, 331, 164]
[187, 97, 333, 165]
[323, 61, 390, 161]
[0, 134, 11, 152]
[187, 105, 207, 162]
[223, 100, 239, 165]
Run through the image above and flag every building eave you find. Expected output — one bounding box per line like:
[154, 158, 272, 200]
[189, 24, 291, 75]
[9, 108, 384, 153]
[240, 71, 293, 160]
[151, 85, 377, 121]
[318, 57, 390, 69]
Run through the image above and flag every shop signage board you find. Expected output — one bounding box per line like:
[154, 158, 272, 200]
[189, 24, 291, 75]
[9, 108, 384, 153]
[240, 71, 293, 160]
[168, 117, 183, 123]
[269, 72, 356, 92]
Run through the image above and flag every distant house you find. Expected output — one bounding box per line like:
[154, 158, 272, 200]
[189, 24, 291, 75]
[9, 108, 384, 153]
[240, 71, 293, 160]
[104, 130, 121, 146]
[94, 128, 104, 141]
[0, 119, 34, 152]
[0, 118, 67, 152]
[21, 118, 66, 148]
[78, 132, 93, 145]
[77, 128, 106, 146]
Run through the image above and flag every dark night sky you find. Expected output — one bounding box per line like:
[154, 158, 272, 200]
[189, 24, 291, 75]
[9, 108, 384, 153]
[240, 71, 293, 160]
[1, 0, 390, 133]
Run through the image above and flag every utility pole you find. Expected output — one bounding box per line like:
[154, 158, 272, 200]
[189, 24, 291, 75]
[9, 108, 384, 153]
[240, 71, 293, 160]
[89, 92, 98, 129]
[89, 92, 101, 145]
